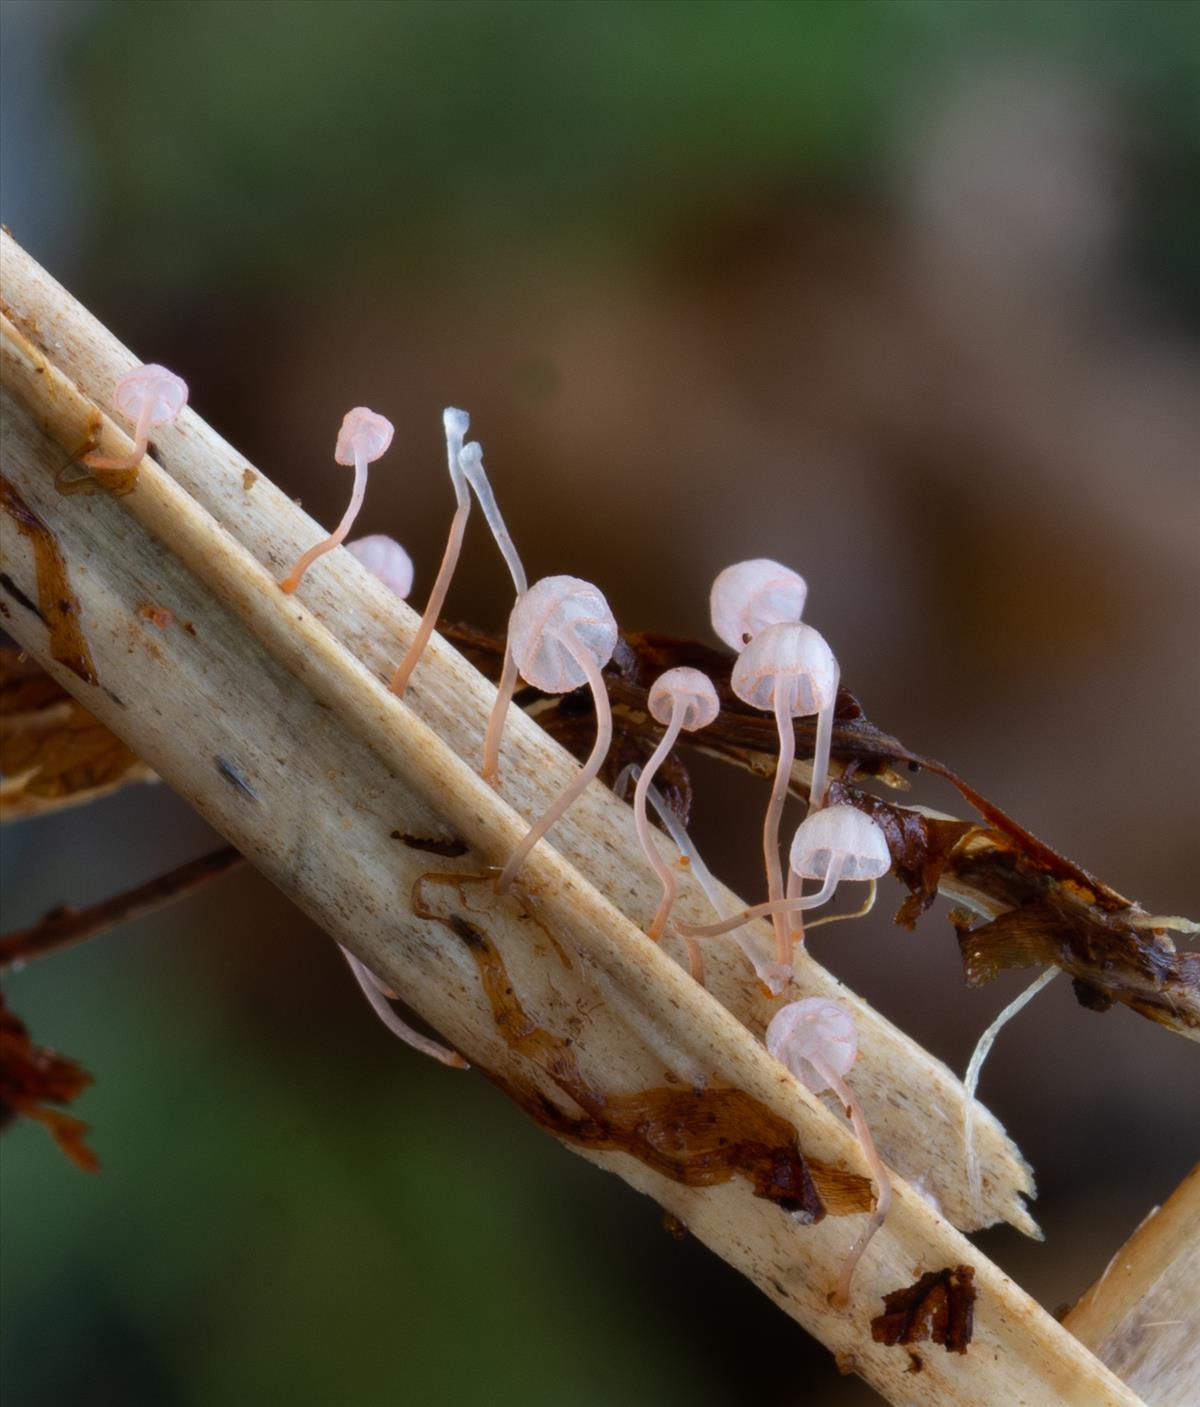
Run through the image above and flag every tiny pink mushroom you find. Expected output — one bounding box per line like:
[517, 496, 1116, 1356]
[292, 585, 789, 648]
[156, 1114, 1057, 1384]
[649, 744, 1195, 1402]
[634, 668, 719, 977]
[279, 407, 394, 594]
[347, 534, 414, 599]
[84, 363, 188, 471]
[730, 621, 839, 966]
[494, 575, 617, 893]
[767, 998, 892, 1307]
[710, 558, 808, 651]
[678, 805, 890, 990]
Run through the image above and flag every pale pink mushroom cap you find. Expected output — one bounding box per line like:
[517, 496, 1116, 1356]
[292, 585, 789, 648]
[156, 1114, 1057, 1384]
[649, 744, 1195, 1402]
[730, 621, 837, 715]
[335, 407, 394, 466]
[789, 804, 890, 882]
[508, 575, 617, 693]
[711, 558, 807, 651]
[112, 363, 188, 428]
[347, 534, 414, 599]
[766, 997, 859, 1094]
[648, 667, 720, 731]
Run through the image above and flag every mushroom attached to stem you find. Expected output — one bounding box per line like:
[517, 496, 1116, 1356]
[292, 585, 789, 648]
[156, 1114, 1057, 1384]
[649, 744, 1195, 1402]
[677, 805, 889, 987]
[633, 668, 719, 959]
[710, 558, 807, 651]
[390, 416, 527, 708]
[729, 621, 838, 965]
[766, 997, 892, 1307]
[494, 576, 617, 894]
[279, 407, 394, 594]
[82, 363, 189, 470]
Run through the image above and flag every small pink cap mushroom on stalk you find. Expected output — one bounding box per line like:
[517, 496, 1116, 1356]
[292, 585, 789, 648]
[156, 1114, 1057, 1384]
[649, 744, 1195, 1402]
[279, 407, 394, 594]
[678, 804, 889, 988]
[728, 621, 838, 966]
[710, 558, 807, 651]
[634, 668, 720, 972]
[83, 363, 188, 470]
[390, 415, 527, 713]
[767, 997, 892, 1307]
[494, 575, 617, 893]
[347, 534, 414, 599]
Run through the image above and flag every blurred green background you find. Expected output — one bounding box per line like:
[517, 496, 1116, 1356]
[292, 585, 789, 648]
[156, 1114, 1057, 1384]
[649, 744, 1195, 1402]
[2, 2, 1197, 1404]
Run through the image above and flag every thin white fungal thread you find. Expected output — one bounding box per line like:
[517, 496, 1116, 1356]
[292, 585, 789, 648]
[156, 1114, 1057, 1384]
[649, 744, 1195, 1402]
[963, 967, 1058, 1209]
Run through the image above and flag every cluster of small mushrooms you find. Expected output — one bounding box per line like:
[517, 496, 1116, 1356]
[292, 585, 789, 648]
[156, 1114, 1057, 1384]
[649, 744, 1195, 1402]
[96, 366, 901, 1306]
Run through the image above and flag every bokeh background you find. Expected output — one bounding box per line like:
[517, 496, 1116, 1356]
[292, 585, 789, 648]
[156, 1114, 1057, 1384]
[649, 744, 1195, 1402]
[2, 2, 1197, 1404]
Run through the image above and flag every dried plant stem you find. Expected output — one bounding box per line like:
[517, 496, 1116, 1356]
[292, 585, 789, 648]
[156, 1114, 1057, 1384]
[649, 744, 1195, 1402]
[1063, 1164, 1199, 1407]
[0, 230, 1139, 1407]
[0, 846, 243, 971]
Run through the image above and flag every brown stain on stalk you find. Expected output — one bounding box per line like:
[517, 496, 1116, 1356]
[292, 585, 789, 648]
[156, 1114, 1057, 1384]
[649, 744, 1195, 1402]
[413, 872, 871, 1219]
[0, 475, 97, 685]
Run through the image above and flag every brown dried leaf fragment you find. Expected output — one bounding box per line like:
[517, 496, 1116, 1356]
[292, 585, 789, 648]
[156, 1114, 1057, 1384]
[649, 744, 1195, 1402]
[871, 1264, 976, 1354]
[0, 474, 98, 685]
[1, 695, 153, 820]
[0, 988, 98, 1171]
[952, 898, 1200, 1033]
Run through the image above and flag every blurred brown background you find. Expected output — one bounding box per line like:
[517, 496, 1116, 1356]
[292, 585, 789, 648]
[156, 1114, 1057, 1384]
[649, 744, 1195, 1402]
[1, 2, 1197, 1404]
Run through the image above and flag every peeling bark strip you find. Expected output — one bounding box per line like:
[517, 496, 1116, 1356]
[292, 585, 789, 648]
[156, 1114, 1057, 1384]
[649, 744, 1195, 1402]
[0, 476, 98, 686]
[413, 873, 871, 1219]
[447, 623, 1200, 1040]
[871, 1265, 977, 1355]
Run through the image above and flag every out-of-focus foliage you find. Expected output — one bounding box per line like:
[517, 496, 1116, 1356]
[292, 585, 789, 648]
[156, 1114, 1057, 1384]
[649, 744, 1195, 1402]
[72, 0, 1200, 311]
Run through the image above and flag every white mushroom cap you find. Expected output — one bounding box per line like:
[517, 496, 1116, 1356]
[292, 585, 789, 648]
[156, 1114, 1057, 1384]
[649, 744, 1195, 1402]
[710, 558, 807, 651]
[648, 667, 720, 732]
[347, 534, 414, 599]
[508, 575, 618, 693]
[789, 804, 890, 882]
[766, 997, 858, 1094]
[335, 407, 394, 465]
[112, 363, 188, 427]
[730, 621, 837, 716]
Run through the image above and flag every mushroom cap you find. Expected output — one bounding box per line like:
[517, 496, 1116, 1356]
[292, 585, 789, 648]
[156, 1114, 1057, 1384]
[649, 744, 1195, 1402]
[347, 534, 414, 599]
[730, 621, 837, 716]
[766, 997, 858, 1093]
[710, 558, 807, 651]
[648, 667, 720, 732]
[508, 575, 618, 693]
[112, 363, 188, 428]
[789, 804, 890, 882]
[335, 407, 395, 466]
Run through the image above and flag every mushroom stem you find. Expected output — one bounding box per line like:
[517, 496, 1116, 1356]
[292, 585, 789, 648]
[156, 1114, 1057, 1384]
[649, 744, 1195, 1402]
[817, 1056, 892, 1307]
[390, 496, 469, 695]
[338, 945, 468, 1069]
[764, 683, 797, 963]
[807, 660, 839, 812]
[964, 967, 1057, 1210]
[82, 401, 152, 471]
[280, 448, 369, 594]
[495, 626, 613, 893]
[633, 696, 689, 941]
[677, 863, 841, 940]
[805, 878, 877, 932]
[786, 864, 807, 947]
[481, 642, 520, 786]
